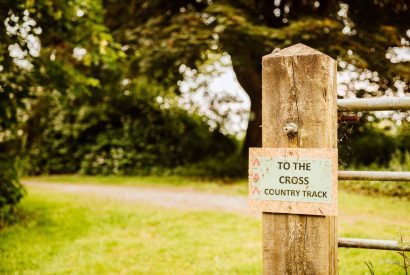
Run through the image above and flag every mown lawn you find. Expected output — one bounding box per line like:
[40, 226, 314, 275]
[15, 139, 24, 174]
[1, 187, 260, 274]
[1, 177, 409, 274]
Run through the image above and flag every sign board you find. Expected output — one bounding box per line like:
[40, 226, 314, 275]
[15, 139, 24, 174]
[249, 147, 338, 216]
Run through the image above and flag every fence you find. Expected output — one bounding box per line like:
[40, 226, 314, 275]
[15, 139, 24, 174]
[337, 97, 410, 111]
[336, 97, 410, 252]
[336, 98, 410, 252]
[259, 43, 409, 274]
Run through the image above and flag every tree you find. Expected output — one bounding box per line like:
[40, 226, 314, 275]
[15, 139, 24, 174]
[24, 82, 238, 176]
[103, 0, 409, 153]
[0, 0, 123, 222]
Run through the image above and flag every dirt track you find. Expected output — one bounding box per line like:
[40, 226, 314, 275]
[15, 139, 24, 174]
[23, 181, 256, 216]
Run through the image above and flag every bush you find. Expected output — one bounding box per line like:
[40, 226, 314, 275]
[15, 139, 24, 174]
[339, 122, 398, 167]
[24, 90, 239, 177]
[0, 154, 25, 228]
[389, 150, 410, 172]
[171, 153, 247, 179]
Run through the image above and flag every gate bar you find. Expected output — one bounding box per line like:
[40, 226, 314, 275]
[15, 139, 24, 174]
[338, 171, 410, 181]
[339, 238, 410, 251]
[337, 97, 410, 111]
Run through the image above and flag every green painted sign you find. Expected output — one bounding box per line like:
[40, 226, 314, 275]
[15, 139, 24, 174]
[249, 157, 333, 203]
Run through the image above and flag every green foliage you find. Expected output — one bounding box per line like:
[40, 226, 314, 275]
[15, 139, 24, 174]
[364, 260, 375, 275]
[1, 0, 124, 220]
[24, 88, 237, 176]
[397, 124, 410, 155]
[389, 150, 410, 172]
[172, 153, 247, 178]
[107, 0, 409, 84]
[104, 0, 409, 150]
[0, 155, 25, 228]
[339, 120, 410, 170]
[1, 2, 31, 224]
[339, 121, 399, 167]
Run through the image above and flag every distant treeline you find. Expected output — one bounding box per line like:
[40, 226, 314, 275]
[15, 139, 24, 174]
[23, 90, 245, 178]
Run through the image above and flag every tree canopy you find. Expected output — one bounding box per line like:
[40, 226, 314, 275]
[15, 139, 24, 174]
[103, 0, 409, 150]
[2, 0, 409, 152]
[0, 0, 126, 222]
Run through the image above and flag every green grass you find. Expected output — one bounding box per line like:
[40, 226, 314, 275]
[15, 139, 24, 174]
[0, 187, 261, 274]
[338, 191, 410, 274]
[2, 177, 410, 274]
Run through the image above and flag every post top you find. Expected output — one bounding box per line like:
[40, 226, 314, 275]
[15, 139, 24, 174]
[263, 43, 332, 60]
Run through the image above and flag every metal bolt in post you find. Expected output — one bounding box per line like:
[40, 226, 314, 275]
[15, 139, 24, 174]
[284, 123, 298, 135]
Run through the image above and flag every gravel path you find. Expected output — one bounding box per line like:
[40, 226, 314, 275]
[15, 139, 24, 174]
[23, 181, 257, 217]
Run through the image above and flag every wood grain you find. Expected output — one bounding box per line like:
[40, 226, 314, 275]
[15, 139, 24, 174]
[261, 44, 337, 275]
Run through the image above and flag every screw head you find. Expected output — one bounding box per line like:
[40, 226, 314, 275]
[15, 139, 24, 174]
[284, 123, 298, 134]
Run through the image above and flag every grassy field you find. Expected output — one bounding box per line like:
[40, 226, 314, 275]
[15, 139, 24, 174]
[1, 187, 261, 274]
[1, 176, 409, 274]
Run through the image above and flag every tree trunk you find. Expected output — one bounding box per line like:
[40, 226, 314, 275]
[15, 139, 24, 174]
[231, 55, 262, 156]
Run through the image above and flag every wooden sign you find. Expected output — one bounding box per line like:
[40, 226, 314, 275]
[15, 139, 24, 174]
[249, 147, 338, 216]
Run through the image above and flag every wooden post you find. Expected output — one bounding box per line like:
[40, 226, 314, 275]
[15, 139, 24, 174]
[261, 44, 337, 274]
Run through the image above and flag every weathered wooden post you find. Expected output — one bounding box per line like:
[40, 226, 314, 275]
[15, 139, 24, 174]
[248, 44, 338, 274]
